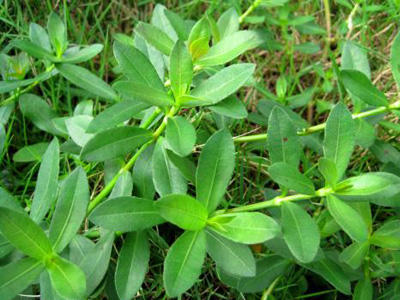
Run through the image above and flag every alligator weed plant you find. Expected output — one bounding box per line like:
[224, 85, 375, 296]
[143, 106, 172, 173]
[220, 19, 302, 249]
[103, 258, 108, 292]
[2, 2, 400, 300]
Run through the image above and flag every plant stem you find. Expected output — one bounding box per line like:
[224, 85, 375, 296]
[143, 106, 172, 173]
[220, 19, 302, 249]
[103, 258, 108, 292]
[239, 0, 262, 24]
[233, 101, 400, 144]
[86, 105, 180, 214]
[1, 64, 56, 106]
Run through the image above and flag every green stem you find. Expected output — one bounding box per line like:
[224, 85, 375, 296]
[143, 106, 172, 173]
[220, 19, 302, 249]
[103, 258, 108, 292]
[86, 105, 180, 214]
[1, 64, 56, 106]
[238, 0, 262, 24]
[233, 101, 400, 144]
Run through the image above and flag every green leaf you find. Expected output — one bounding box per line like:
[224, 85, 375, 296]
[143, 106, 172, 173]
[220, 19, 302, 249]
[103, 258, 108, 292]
[56, 63, 118, 101]
[281, 202, 320, 263]
[77, 231, 114, 297]
[113, 42, 164, 88]
[326, 194, 368, 243]
[217, 8, 239, 40]
[236, 255, 291, 293]
[370, 220, 400, 250]
[303, 254, 351, 295]
[13, 142, 50, 162]
[65, 115, 93, 147]
[267, 106, 301, 166]
[113, 81, 174, 106]
[184, 63, 255, 106]
[323, 102, 355, 180]
[196, 129, 235, 212]
[19, 94, 61, 135]
[208, 96, 248, 119]
[156, 194, 208, 230]
[69, 235, 95, 265]
[338, 241, 369, 270]
[188, 18, 211, 60]
[132, 146, 156, 199]
[48, 255, 86, 300]
[269, 162, 315, 195]
[209, 212, 279, 244]
[353, 278, 373, 300]
[318, 157, 338, 187]
[30, 138, 60, 223]
[81, 126, 152, 162]
[87, 100, 149, 133]
[196, 31, 259, 66]
[341, 69, 388, 106]
[62, 44, 103, 63]
[170, 40, 193, 98]
[167, 149, 196, 183]
[390, 31, 400, 88]
[0, 72, 53, 94]
[152, 139, 188, 196]
[29, 23, 51, 51]
[164, 9, 190, 41]
[0, 207, 53, 259]
[206, 230, 256, 277]
[165, 116, 196, 157]
[115, 231, 149, 300]
[0, 258, 45, 300]
[12, 40, 58, 61]
[47, 12, 68, 56]
[89, 196, 165, 231]
[109, 170, 133, 198]
[164, 230, 206, 297]
[135, 22, 174, 55]
[49, 167, 89, 253]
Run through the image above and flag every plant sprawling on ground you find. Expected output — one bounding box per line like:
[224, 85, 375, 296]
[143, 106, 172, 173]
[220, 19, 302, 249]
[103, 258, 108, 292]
[1, 1, 400, 299]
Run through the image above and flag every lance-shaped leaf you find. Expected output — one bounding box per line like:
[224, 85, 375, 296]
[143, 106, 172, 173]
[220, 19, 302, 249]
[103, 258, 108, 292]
[236, 255, 292, 293]
[47, 11, 68, 55]
[318, 157, 337, 187]
[188, 18, 211, 60]
[208, 212, 279, 244]
[12, 40, 58, 61]
[164, 9, 190, 41]
[0, 207, 53, 259]
[152, 139, 188, 196]
[354, 278, 373, 300]
[0, 70, 53, 94]
[184, 64, 255, 106]
[78, 231, 114, 297]
[57, 63, 118, 101]
[326, 194, 368, 243]
[113, 42, 164, 88]
[217, 8, 239, 40]
[49, 167, 89, 253]
[69, 235, 95, 265]
[0, 258, 45, 300]
[338, 241, 369, 270]
[302, 254, 351, 295]
[62, 44, 103, 64]
[132, 145, 156, 199]
[170, 40, 193, 98]
[81, 126, 152, 162]
[206, 230, 256, 277]
[164, 230, 206, 297]
[29, 22, 51, 51]
[30, 138, 60, 223]
[156, 194, 208, 230]
[167, 150, 196, 183]
[113, 81, 174, 107]
[196, 31, 259, 66]
[370, 220, 400, 250]
[13, 142, 50, 162]
[165, 116, 196, 157]
[109, 170, 133, 199]
[87, 100, 149, 133]
[135, 22, 174, 55]
[115, 231, 149, 300]
[196, 129, 235, 212]
[281, 201, 320, 263]
[48, 256, 86, 300]
[340, 70, 388, 106]
[269, 162, 315, 195]
[208, 96, 248, 119]
[65, 115, 93, 147]
[323, 102, 355, 181]
[89, 196, 165, 231]
[267, 106, 301, 167]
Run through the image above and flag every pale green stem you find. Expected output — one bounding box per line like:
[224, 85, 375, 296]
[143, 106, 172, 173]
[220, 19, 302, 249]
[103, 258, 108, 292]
[239, 0, 262, 24]
[233, 101, 400, 144]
